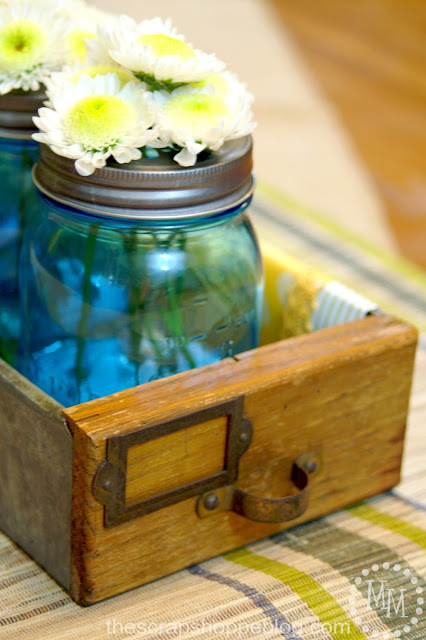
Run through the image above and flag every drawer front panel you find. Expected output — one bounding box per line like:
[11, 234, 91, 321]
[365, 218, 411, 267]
[64, 316, 417, 605]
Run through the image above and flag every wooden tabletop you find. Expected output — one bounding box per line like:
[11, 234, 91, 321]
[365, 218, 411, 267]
[269, 0, 426, 268]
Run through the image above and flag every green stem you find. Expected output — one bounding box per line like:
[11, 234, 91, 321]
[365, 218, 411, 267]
[47, 229, 64, 254]
[123, 229, 197, 375]
[142, 311, 166, 362]
[75, 224, 98, 390]
[186, 253, 236, 309]
[127, 229, 143, 385]
[124, 230, 170, 382]
[164, 268, 196, 369]
[17, 149, 32, 265]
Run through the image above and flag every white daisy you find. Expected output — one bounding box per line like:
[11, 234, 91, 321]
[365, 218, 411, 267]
[45, 65, 139, 103]
[33, 73, 161, 177]
[0, 0, 69, 94]
[72, 65, 136, 87]
[84, 25, 117, 68]
[185, 70, 254, 103]
[153, 73, 256, 166]
[98, 15, 225, 91]
[65, 22, 136, 92]
[66, 6, 116, 65]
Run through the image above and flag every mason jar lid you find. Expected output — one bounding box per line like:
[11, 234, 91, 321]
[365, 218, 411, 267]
[33, 136, 255, 221]
[0, 90, 45, 139]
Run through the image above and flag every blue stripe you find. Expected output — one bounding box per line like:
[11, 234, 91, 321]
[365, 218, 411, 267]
[188, 564, 303, 639]
[251, 200, 426, 315]
[390, 491, 426, 513]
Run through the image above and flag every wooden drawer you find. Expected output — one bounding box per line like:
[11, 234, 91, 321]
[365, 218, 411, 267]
[0, 313, 417, 605]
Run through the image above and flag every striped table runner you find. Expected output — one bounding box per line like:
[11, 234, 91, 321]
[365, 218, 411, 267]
[0, 191, 425, 639]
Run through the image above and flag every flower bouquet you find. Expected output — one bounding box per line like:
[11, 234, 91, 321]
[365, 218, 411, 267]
[34, 12, 255, 172]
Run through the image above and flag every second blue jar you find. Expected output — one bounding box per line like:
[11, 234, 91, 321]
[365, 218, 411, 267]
[20, 137, 263, 407]
[0, 91, 43, 366]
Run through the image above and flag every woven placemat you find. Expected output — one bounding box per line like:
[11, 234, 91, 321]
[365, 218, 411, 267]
[1, 2, 425, 633]
[1, 491, 425, 639]
[1, 192, 425, 639]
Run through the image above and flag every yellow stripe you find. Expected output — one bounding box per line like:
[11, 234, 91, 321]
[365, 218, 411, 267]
[346, 504, 426, 549]
[225, 548, 367, 640]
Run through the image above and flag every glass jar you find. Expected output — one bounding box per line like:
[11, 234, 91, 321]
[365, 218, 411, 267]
[19, 138, 263, 407]
[0, 91, 43, 366]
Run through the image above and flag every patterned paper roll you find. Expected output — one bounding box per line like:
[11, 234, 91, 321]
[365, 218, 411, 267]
[261, 241, 378, 345]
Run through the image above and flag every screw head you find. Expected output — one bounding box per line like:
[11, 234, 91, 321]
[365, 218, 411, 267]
[239, 431, 250, 443]
[204, 493, 220, 511]
[304, 459, 318, 474]
[103, 480, 113, 491]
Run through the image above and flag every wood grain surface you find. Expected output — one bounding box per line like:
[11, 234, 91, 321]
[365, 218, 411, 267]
[126, 416, 228, 505]
[64, 316, 417, 605]
[268, 0, 426, 267]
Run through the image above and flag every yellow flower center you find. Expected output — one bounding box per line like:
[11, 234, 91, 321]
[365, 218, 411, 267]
[63, 95, 136, 150]
[66, 30, 96, 64]
[138, 34, 195, 60]
[163, 94, 229, 139]
[0, 19, 45, 72]
[71, 66, 135, 87]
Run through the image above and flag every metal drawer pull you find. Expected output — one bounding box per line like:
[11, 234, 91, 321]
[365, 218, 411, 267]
[196, 453, 320, 523]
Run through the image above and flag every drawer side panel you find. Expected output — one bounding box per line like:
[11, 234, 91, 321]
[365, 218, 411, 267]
[0, 360, 73, 589]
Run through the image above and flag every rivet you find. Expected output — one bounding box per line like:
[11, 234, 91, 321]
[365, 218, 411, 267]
[239, 431, 250, 443]
[204, 493, 220, 511]
[103, 480, 113, 491]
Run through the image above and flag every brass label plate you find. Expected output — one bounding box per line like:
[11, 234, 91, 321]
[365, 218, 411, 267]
[93, 397, 252, 527]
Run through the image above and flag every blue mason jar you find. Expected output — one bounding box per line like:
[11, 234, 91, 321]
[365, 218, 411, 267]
[20, 138, 263, 407]
[0, 91, 43, 366]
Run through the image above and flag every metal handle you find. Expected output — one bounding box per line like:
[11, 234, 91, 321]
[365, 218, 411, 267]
[196, 453, 320, 523]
